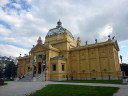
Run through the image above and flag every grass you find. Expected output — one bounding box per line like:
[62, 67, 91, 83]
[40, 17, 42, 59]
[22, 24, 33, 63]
[4, 79, 14, 81]
[58, 80, 122, 84]
[29, 84, 119, 96]
[0, 83, 8, 86]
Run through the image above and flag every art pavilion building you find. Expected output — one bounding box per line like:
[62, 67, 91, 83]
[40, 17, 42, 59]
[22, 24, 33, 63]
[17, 20, 123, 81]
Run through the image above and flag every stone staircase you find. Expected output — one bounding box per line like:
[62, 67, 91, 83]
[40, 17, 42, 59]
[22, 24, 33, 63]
[19, 71, 33, 82]
[35, 72, 45, 81]
[18, 71, 45, 82]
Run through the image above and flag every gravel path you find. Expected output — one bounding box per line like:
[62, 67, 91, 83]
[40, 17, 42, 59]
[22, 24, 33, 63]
[0, 81, 128, 96]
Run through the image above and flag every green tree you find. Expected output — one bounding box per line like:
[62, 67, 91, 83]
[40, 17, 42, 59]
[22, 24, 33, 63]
[0, 67, 3, 78]
[4, 61, 17, 79]
[120, 63, 128, 76]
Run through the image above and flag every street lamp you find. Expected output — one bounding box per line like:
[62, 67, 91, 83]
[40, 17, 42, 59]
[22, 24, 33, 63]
[32, 61, 36, 77]
[45, 68, 46, 81]
[32, 63, 34, 77]
[44, 67, 48, 81]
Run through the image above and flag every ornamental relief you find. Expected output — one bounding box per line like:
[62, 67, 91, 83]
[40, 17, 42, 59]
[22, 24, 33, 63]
[33, 47, 46, 52]
[36, 46, 44, 51]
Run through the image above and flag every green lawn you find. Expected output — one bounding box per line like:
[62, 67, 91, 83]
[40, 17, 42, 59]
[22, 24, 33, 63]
[29, 84, 119, 96]
[4, 79, 14, 81]
[58, 80, 122, 84]
[0, 83, 8, 86]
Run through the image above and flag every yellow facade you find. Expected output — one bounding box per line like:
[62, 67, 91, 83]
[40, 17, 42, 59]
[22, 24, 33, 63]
[17, 20, 123, 80]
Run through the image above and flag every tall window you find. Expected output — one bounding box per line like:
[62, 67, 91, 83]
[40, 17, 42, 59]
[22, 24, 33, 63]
[53, 64, 56, 71]
[62, 65, 64, 71]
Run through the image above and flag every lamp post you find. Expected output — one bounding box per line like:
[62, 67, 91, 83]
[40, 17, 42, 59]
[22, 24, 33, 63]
[32, 63, 34, 77]
[45, 69, 46, 81]
[32, 61, 36, 77]
[44, 67, 48, 81]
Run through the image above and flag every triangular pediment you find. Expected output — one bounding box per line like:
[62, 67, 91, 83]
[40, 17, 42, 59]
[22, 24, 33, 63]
[30, 44, 48, 53]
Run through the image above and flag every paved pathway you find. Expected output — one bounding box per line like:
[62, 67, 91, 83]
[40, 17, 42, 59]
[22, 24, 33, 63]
[0, 81, 128, 96]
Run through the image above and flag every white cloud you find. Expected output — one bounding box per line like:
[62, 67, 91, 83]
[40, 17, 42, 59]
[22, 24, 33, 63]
[122, 57, 128, 64]
[0, 0, 128, 58]
[120, 45, 128, 48]
[12, 3, 21, 9]
[0, 37, 37, 47]
[0, 8, 23, 25]
[0, 44, 29, 57]
[0, 24, 11, 36]
[99, 25, 113, 39]
[0, 0, 9, 7]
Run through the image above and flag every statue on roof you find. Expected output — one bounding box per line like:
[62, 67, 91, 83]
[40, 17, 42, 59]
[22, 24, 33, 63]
[95, 39, 97, 43]
[85, 41, 88, 45]
[112, 36, 115, 40]
[77, 37, 81, 47]
[108, 35, 110, 39]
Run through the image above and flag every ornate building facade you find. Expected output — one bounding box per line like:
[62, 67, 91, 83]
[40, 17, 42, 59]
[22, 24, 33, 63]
[17, 20, 123, 81]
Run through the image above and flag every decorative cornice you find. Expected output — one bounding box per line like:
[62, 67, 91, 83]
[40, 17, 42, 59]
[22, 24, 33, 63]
[69, 40, 118, 52]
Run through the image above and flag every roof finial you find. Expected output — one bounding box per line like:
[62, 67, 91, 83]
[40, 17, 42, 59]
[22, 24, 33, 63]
[108, 35, 110, 39]
[37, 36, 42, 44]
[57, 19, 62, 27]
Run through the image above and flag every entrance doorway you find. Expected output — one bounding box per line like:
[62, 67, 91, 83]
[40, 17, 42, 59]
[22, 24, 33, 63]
[43, 54, 46, 71]
[43, 65, 46, 71]
[28, 67, 30, 71]
[38, 62, 41, 74]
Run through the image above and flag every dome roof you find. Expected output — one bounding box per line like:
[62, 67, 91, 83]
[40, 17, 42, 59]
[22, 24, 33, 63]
[46, 20, 74, 38]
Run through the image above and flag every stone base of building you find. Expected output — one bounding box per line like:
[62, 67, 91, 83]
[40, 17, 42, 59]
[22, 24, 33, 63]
[46, 76, 123, 81]
[47, 78, 67, 81]
[46, 71, 123, 81]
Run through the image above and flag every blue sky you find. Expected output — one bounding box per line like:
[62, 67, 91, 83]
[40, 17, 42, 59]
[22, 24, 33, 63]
[119, 41, 128, 63]
[0, 0, 128, 63]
